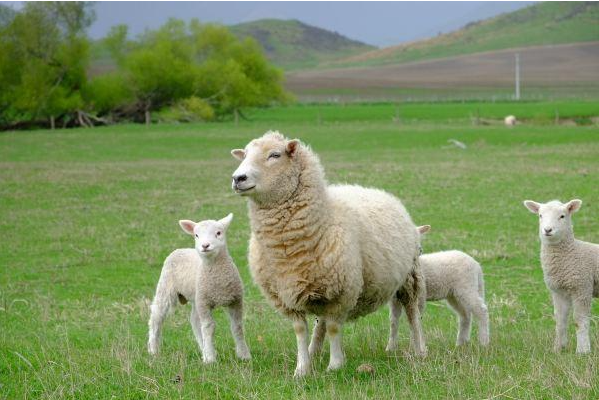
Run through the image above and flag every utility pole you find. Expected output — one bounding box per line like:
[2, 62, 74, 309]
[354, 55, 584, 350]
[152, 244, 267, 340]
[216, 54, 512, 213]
[515, 53, 521, 100]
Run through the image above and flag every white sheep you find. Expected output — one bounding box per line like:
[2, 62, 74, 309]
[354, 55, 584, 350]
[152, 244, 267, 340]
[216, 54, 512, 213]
[504, 115, 517, 126]
[524, 199, 599, 353]
[230, 131, 424, 377]
[387, 225, 489, 349]
[147, 214, 251, 363]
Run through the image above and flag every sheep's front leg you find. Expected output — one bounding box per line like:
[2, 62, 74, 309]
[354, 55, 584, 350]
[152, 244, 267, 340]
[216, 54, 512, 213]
[292, 315, 311, 378]
[226, 300, 251, 360]
[148, 300, 170, 356]
[325, 317, 345, 371]
[551, 291, 570, 351]
[386, 297, 402, 352]
[197, 305, 217, 363]
[308, 317, 326, 357]
[572, 295, 591, 354]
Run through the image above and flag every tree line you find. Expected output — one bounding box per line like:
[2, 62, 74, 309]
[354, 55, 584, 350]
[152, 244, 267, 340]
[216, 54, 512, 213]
[0, 2, 290, 130]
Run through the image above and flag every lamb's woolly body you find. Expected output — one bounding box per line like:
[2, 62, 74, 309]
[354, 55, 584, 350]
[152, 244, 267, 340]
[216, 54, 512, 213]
[420, 250, 489, 345]
[148, 236, 250, 362]
[236, 132, 423, 376]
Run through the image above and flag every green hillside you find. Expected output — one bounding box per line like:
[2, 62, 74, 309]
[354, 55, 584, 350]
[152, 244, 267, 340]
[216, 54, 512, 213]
[330, 2, 599, 68]
[231, 19, 375, 70]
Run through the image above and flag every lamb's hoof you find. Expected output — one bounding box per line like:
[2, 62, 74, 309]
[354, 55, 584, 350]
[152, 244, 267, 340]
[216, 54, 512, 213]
[414, 347, 428, 357]
[576, 347, 591, 355]
[553, 343, 566, 352]
[203, 356, 217, 364]
[236, 348, 251, 360]
[326, 359, 345, 372]
[293, 364, 310, 378]
[385, 343, 397, 352]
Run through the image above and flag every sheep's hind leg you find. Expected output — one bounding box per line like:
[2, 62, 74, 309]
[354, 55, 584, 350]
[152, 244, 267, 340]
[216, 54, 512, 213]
[227, 300, 251, 360]
[292, 315, 311, 378]
[325, 317, 345, 371]
[405, 298, 427, 355]
[447, 296, 471, 346]
[386, 296, 403, 352]
[189, 304, 203, 352]
[308, 317, 326, 357]
[147, 295, 173, 356]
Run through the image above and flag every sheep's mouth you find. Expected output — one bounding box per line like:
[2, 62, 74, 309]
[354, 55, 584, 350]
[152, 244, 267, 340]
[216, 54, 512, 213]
[544, 233, 554, 237]
[235, 185, 255, 194]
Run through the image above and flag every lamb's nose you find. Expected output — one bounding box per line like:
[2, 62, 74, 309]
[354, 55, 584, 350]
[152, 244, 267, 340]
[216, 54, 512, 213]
[233, 174, 247, 184]
[544, 228, 553, 233]
[202, 243, 210, 250]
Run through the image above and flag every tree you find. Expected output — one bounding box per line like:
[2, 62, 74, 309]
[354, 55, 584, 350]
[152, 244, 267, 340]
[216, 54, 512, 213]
[0, 2, 95, 129]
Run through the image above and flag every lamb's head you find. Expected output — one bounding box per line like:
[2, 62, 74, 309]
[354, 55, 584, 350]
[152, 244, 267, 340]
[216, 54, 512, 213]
[523, 199, 582, 244]
[179, 214, 233, 258]
[231, 131, 301, 204]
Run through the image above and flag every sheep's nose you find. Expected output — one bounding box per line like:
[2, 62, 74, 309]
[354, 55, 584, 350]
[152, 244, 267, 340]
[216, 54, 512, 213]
[202, 243, 210, 250]
[233, 174, 247, 184]
[544, 228, 553, 233]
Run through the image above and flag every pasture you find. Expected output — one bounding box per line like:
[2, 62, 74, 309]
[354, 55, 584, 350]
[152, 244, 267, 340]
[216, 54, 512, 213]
[1, 103, 599, 399]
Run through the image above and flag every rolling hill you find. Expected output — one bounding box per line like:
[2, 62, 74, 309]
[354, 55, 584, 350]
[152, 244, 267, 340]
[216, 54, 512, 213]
[230, 19, 375, 70]
[327, 2, 599, 68]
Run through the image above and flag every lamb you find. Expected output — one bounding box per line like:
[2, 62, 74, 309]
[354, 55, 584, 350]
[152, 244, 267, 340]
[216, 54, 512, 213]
[504, 115, 517, 126]
[230, 131, 424, 377]
[387, 225, 489, 349]
[524, 199, 599, 354]
[147, 214, 251, 363]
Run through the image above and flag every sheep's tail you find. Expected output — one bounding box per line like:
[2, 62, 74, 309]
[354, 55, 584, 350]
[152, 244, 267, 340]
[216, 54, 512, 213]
[477, 265, 485, 300]
[397, 256, 427, 313]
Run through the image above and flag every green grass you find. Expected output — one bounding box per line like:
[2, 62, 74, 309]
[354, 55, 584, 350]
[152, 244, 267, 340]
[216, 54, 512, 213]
[1, 104, 599, 398]
[330, 2, 599, 68]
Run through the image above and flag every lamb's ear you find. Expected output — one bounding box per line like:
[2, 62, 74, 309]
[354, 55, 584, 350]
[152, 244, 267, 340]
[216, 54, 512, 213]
[417, 225, 431, 235]
[179, 220, 196, 235]
[231, 149, 245, 161]
[219, 213, 233, 230]
[523, 200, 541, 214]
[566, 199, 582, 214]
[286, 139, 300, 157]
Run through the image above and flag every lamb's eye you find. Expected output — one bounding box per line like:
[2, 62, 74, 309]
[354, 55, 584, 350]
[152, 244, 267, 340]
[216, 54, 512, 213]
[268, 152, 281, 160]
[195, 234, 198, 238]
[560, 215, 565, 219]
[216, 231, 221, 237]
[539, 215, 542, 219]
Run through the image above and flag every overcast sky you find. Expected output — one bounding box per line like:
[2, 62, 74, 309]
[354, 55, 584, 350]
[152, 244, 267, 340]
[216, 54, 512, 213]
[2, 1, 536, 47]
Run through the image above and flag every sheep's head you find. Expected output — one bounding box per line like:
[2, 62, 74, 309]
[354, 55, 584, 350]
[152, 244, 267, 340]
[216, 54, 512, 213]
[231, 131, 302, 205]
[523, 199, 581, 244]
[179, 214, 233, 258]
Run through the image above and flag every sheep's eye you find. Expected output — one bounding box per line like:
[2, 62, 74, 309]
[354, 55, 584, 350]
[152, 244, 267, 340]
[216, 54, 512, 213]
[560, 215, 565, 219]
[539, 215, 542, 219]
[195, 234, 198, 238]
[216, 231, 221, 237]
[268, 152, 281, 160]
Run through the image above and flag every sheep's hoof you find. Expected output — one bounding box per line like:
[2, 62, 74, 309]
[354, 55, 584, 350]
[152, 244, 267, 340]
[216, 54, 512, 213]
[326, 359, 345, 372]
[203, 356, 217, 364]
[293, 364, 310, 378]
[385, 343, 397, 352]
[576, 347, 591, 355]
[236, 349, 251, 360]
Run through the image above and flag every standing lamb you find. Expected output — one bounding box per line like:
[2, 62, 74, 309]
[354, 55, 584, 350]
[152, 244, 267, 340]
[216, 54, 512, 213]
[524, 199, 599, 353]
[147, 214, 251, 363]
[387, 225, 489, 350]
[230, 131, 424, 377]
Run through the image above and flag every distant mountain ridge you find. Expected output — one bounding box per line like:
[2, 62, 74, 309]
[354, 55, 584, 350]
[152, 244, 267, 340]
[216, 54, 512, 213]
[327, 1, 599, 68]
[230, 19, 375, 70]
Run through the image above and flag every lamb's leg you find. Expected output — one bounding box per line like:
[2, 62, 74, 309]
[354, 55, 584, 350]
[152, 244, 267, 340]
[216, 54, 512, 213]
[308, 317, 326, 357]
[405, 298, 427, 355]
[551, 291, 570, 351]
[197, 305, 217, 363]
[386, 297, 403, 352]
[189, 304, 203, 352]
[447, 296, 471, 346]
[325, 317, 345, 371]
[572, 295, 591, 354]
[226, 300, 251, 360]
[474, 297, 490, 346]
[147, 294, 173, 356]
[292, 314, 311, 378]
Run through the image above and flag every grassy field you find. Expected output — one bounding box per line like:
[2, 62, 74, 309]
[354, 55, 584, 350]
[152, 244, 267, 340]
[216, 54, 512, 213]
[1, 105, 599, 398]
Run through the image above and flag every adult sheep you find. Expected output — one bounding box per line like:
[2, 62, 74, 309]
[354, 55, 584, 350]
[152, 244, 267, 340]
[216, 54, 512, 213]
[230, 131, 425, 377]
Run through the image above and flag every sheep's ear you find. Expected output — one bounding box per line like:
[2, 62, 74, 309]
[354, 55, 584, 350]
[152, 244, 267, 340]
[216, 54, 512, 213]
[286, 139, 300, 157]
[417, 225, 431, 235]
[523, 200, 541, 214]
[566, 199, 582, 214]
[179, 220, 196, 235]
[231, 149, 245, 161]
[219, 213, 233, 230]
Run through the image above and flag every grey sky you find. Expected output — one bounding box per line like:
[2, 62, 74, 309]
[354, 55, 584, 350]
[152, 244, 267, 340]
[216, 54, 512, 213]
[2, 1, 536, 47]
